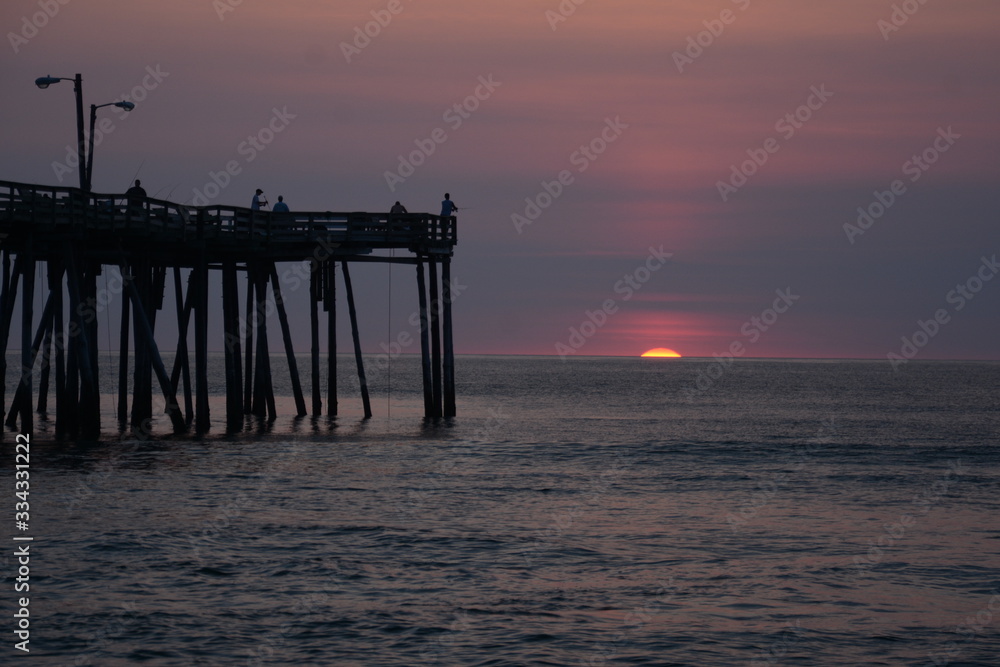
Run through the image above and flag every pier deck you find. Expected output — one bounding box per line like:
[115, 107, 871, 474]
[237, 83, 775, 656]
[0, 180, 456, 262]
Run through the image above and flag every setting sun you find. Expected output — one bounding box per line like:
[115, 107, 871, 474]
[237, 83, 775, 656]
[640, 348, 682, 358]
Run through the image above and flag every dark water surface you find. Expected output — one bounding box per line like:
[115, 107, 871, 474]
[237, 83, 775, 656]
[5, 356, 1000, 665]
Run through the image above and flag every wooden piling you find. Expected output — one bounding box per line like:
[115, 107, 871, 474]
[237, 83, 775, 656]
[325, 259, 338, 417]
[17, 252, 34, 434]
[0, 253, 16, 425]
[6, 288, 55, 429]
[341, 261, 371, 418]
[194, 255, 210, 432]
[65, 279, 79, 438]
[310, 258, 321, 416]
[251, 266, 275, 420]
[118, 261, 186, 433]
[416, 260, 433, 417]
[51, 260, 65, 438]
[243, 266, 255, 414]
[67, 250, 99, 440]
[117, 265, 130, 426]
[84, 262, 100, 429]
[130, 256, 151, 430]
[429, 258, 443, 418]
[442, 256, 456, 418]
[37, 310, 53, 414]
[222, 261, 243, 428]
[269, 263, 307, 417]
[169, 268, 195, 425]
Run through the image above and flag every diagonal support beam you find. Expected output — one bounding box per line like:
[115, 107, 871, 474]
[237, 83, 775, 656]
[118, 261, 186, 433]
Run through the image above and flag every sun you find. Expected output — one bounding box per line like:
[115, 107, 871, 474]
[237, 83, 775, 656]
[640, 347, 682, 358]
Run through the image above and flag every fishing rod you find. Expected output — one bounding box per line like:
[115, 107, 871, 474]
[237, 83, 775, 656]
[151, 183, 179, 201]
[125, 159, 144, 193]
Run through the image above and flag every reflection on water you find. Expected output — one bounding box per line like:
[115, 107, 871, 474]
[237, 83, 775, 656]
[8, 358, 1000, 665]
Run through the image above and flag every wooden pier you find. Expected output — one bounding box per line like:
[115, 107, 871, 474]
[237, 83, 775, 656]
[0, 179, 457, 440]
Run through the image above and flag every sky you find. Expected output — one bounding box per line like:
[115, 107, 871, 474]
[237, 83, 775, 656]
[2, 0, 998, 361]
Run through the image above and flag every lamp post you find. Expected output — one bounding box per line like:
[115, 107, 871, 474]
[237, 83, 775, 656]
[35, 74, 135, 192]
[88, 101, 135, 192]
[35, 73, 86, 191]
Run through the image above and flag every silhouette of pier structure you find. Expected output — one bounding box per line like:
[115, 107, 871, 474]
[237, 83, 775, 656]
[0, 179, 457, 440]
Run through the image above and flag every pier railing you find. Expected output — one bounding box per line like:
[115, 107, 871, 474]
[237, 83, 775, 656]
[0, 179, 456, 253]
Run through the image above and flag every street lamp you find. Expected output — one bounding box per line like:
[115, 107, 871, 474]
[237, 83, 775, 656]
[35, 74, 86, 191]
[88, 101, 135, 192]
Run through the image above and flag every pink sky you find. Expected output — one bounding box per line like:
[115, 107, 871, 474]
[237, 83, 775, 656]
[2, 0, 998, 360]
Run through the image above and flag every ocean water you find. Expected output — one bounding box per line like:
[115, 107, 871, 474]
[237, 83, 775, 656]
[5, 356, 1000, 665]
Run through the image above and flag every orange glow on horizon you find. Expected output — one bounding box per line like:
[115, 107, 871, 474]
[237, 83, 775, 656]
[641, 348, 682, 358]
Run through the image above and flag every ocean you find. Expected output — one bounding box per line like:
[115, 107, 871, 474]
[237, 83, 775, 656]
[6, 355, 1000, 665]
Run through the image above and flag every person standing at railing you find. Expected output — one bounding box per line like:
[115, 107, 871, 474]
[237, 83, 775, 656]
[126, 179, 147, 219]
[440, 192, 458, 218]
[126, 179, 147, 200]
[439, 193, 459, 242]
[390, 200, 409, 233]
[251, 188, 268, 211]
[272, 195, 289, 212]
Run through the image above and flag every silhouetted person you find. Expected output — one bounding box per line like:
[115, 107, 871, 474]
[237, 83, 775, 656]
[272, 195, 289, 212]
[126, 179, 146, 218]
[440, 192, 457, 218]
[390, 201, 408, 214]
[126, 179, 146, 199]
[252, 188, 268, 210]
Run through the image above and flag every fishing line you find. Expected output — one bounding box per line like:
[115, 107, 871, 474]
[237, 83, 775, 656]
[126, 159, 144, 195]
